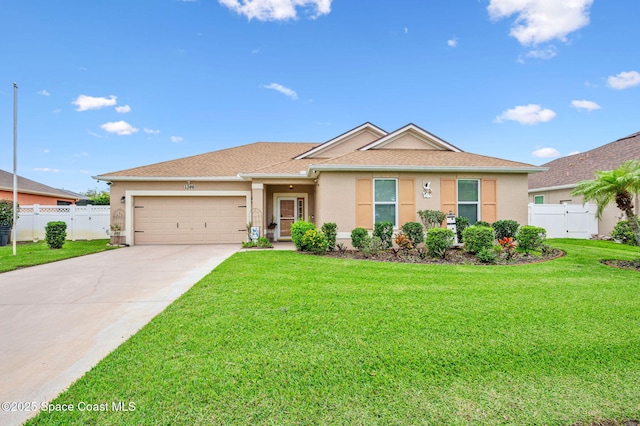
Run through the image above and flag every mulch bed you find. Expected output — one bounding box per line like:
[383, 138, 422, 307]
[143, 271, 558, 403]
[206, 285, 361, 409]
[601, 259, 640, 272]
[323, 246, 565, 266]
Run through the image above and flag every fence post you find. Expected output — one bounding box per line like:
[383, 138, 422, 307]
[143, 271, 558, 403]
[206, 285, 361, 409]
[69, 204, 76, 241]
[33, 204, 40, 242]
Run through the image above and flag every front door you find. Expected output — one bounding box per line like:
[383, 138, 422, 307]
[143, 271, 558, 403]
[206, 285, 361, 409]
[278, 198, 296, 239]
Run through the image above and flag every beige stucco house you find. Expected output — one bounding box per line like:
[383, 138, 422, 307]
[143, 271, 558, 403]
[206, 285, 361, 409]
[95, 123, 543, 245]
[528, 131, 640, 236]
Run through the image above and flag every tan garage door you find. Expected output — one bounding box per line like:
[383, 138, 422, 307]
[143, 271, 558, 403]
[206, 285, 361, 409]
[133, 196, 247, 245]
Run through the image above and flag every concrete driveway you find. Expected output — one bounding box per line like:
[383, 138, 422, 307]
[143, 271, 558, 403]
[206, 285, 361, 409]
[0, 244, 238, 426]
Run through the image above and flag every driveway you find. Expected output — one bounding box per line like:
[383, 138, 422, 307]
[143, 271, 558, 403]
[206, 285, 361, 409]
[0, 244, 238, 426]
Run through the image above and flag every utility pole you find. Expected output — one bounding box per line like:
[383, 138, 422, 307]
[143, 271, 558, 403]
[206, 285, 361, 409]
[13, 82, 18, 256]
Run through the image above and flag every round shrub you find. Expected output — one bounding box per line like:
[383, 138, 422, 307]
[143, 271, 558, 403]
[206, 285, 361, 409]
[425, 228, 455, 259]
[462, 225, 495, 254]
[475, 220, 492, 228]
[401, 221, 424, 247]
[476, 246, 498, 264]
[351, 228, 368, 250]
[45, 221, 67, 249]
[492, 219, 520, 240]
[301, 229, 329, 254]
[291, 221, 316, 251]
[516, 225, 546, 254]
[373, 222, 394, 249]
[361, 235, 383, 257]
[321, 222, 338, 251]
[611, 219, 640, 246]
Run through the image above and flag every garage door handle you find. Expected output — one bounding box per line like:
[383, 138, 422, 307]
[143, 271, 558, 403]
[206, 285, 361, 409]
[177, 222, 179, 228]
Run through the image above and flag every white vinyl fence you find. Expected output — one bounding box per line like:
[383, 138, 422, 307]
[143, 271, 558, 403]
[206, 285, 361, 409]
[528, 203, 598, 239]
[16, 204, 111, 242]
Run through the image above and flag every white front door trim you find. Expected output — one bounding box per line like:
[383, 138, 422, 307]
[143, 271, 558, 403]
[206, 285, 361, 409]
[272, 192, 308, 241]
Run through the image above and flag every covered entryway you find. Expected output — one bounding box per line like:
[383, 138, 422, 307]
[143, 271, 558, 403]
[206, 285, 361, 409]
[133, 196, 247, 244]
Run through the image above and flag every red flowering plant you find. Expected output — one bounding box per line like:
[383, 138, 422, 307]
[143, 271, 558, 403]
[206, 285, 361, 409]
[499, 237, 516, 260]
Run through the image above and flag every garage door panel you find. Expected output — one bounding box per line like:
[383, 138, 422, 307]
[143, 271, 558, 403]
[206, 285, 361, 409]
[134, 196, 246, 245]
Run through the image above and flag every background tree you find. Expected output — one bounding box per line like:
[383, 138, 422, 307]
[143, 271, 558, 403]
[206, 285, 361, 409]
[83, 188, 110, 205]
[571, 160, 640, 246]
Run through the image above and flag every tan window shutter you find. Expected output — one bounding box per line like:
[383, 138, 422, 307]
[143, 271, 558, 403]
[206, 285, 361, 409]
[440, 178, 457, 217]
[481, 179, 497, 223]
[398, 178, 415, 226]
[356, 178, 373, 229]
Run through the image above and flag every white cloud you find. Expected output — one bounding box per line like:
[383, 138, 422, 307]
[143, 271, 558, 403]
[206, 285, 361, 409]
[571, 99, 601, 111]
[523, 46, 557, 60]
[263, 82, 298, 99]
[43, 149, 50, 153]
[404, 27, 409, 34]
[568, 150, 581, 156]
[219, 0, 331, 21]
[606, 71, 640, 90]
[170, 136, 184, 143]
[532, 147, 561, 158]
[447, 38, 458, 47]
[144, 128, 161, 135]
[73, 94, 117, 111]
[488, 0, 593, 45]
[53, 108, 62, 113]
[38, 90, 50, 96]
[100, 121, 139, 136]
[115, 105, 131, 113]
[494, 104, 556, 125]
[87, 130, 104, 138]
[33, 167, 60, 173]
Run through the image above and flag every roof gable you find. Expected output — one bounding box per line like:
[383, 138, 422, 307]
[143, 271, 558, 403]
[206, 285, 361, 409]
[294, 122, 387, 159]
[359, 123, 463, 152]
[0, 169, 77, 200]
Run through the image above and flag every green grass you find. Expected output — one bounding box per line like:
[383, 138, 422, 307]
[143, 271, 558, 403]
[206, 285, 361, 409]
[28, 240, 640, 425]
[0, 239, 117, 273]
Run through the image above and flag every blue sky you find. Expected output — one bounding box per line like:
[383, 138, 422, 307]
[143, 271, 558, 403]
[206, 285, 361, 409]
[1, 0, 639, 193]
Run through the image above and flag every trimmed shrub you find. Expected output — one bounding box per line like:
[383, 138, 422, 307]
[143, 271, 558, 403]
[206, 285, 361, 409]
[455, 216, 470, 243]
[291, 221, 316, 251]
[402, 221, 424, 247]
[492, 219, 520, 240]
[361, 235, 383, 257]
[425, 228, 455, 259]
[462, 226, 496, 254]
[516, 225, 546, 254]
[257, 236, 273, 248]
[321, 222, 338, 251]
[45, 221, 67, 249]
[373, 222, 394, 249]
[418, 210, 446, 229]
[301, 229, 329, 254]
[611, 219, 640, 246]
[351, 228, 368, 250]
[475, 220, 492, 228]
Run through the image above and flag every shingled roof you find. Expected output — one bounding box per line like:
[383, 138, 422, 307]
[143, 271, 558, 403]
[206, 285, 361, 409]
[0, 169, 76, 199]
[529, 131, 640, 190]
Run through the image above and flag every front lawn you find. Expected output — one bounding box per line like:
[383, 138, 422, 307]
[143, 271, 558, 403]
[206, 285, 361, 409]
[28, 240, 640, 425]
[0, 239, 117, 273]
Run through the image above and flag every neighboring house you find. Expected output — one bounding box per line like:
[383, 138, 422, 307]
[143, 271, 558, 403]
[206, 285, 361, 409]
[0, 169, 79, 205]
[528, 131, 640, 236]
[95, 122, 544, 245]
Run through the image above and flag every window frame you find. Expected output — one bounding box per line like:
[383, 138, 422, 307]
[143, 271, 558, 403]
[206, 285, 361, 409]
[457, 179, 480, 225]
[533, 195, 544, 205]
[373, 178, 398, 228]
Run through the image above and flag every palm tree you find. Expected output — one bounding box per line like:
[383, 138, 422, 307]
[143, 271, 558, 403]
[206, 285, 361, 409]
[571, 159, 640, 246]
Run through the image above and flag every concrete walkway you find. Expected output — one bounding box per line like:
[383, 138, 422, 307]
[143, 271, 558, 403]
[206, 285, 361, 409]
[0, 244, 238, 426]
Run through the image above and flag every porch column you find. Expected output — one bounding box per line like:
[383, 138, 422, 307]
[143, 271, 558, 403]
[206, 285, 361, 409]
[251, 183, 266, 235]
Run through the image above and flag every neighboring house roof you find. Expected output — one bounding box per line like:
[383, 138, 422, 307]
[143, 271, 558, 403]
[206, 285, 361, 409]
[529, 131, 640, 191]
[0, 169, 77, 200]
[96, 123, 543, 181]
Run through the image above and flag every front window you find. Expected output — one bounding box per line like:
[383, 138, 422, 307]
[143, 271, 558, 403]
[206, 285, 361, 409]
[458, 179, 479, 224]
[374, 178, 397, 226]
